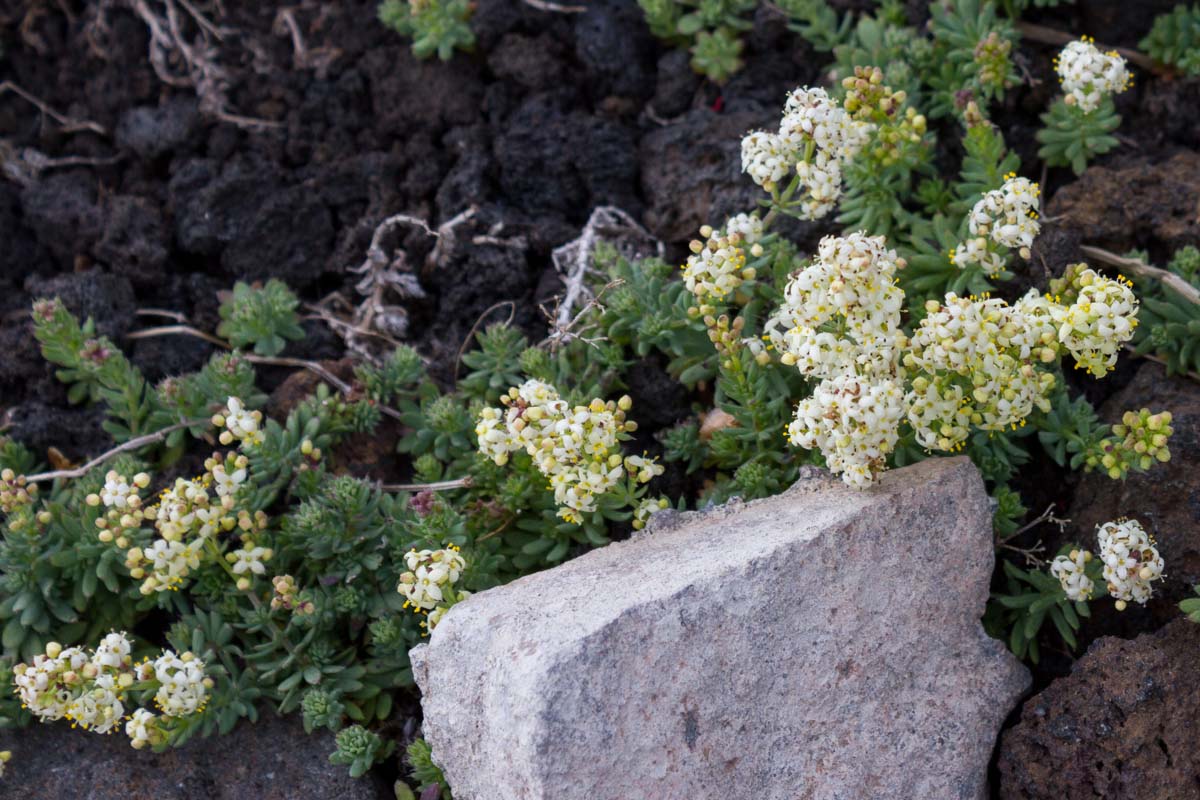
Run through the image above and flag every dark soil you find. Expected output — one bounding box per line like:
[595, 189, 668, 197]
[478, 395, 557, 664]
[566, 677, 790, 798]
[2, 0, 1199, 796]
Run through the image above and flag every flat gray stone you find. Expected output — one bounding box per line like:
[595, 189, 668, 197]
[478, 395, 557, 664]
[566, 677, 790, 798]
[413, 457, 1029, 800]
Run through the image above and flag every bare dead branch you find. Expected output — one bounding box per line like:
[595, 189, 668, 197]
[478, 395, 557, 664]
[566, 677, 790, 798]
[380, 477, 473, 493]
[25, 418, 208, 483]
[0, 81, 107, 136]
[1081, 244, 1200, 307]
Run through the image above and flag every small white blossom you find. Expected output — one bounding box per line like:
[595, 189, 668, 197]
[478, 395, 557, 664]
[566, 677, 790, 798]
[1050, 549, 1095, 601]
[229, 545, 270, 576]
[126, 708, 162, 749]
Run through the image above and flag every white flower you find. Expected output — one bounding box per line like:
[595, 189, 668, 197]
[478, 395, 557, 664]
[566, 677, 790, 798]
[725, 213, 764, 245]
[230, 545, 269, 576]
[954, 174, 1041, 274]
[767, 231, 906, 382]
[682, 232, 749, 301]
[126, 708, 162, 749]
[475, 383, 655, 523]
[1097, 518, 1163, 605]
[1055, 38, 1130, 113]
[741, 130, 795, 189]
[633, 497, 669, 530]
[740, 85, 872, 219]
[100, 471, 133, 509]
[1050, 549, 1095, 601]
[92, 632, 132, 670]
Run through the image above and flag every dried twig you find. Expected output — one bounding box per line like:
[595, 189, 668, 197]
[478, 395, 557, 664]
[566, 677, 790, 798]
[539, 279, 623, 352]
[379, 477, 473, 493]
[273, 7, 341, 76]
[1081, 244, 1200, 307]
[109, 0, 281, 130]
[1122, 345, 1200, 384]
[126, 324, 405, 420]
[1011, 503, 1070, 540]
[997, 540, 1048, 567]
[0, 140, 122, 186]
[521, 0, 586, 12]
[25, 418, 207, 483]
[0, 81, 107, 136]
[1015, 21, 1157, 73]
[453, 301, 516, 381]
[550, 206, 663, 329]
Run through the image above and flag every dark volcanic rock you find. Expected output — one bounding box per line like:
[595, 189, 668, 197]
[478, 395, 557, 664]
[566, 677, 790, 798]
[95, 195, 171, 286]
[494, 92, 639, 221]
[20, 171, 105, 265]
[998, 619, 1200, 800]
[0, 712, 385, 800]
[114, 98, 202, 161]
[25, 269, 136, 340]
[1048, 153, 1200, 257]
[639, 109, 772, 242]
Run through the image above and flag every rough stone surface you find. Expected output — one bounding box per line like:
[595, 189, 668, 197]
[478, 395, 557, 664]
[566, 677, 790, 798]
[997, 618, 1200, 800]
[1047, 152, 1200, 255]
[0, 712, 387, 800]
[413, 457, 1029, 800]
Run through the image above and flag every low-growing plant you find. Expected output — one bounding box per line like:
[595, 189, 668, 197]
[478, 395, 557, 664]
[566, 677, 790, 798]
[1141, 4, 1200, 76]
[638, 0, 755, 82]
[217, 279, 306, 357]
[378, 0, 475, 61]
[1037, 37, 1130, 174]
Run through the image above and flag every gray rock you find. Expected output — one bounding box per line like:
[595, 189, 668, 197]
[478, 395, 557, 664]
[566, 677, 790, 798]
[0, 712, 387, 800]
[413, 457, 1029, 800]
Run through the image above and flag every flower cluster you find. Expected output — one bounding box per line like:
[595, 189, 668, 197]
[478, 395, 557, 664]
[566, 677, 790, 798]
[905, 272, 1138, 452]
[767, 232, 908, 486]
[270, 574, 315, 615]
[741, 86, 872, 219]
[1054, 270, 1138, 377]
[1050, 549, 1095, 601]
[1097, 518, 1164, 608]
[765, 227, 1142, 485]
[1088, 408, 1173, 479]
[476, 381, 662, 523]
[398, 547, 465, 612]
[681, 225, 756, 308]
[398, 546, 470, 633]
[141, 650, 209, 717]
[904, 291, 1059, 448]
[0, 468, 37, 514]
[13, 634, 209, 748]
[1053, 519, 1165, 611]
[1054, 37, 1131, 113]
[951, 174, 1041, 277]
[88, 470, 151, 543]
[787, 374, 906, 487]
